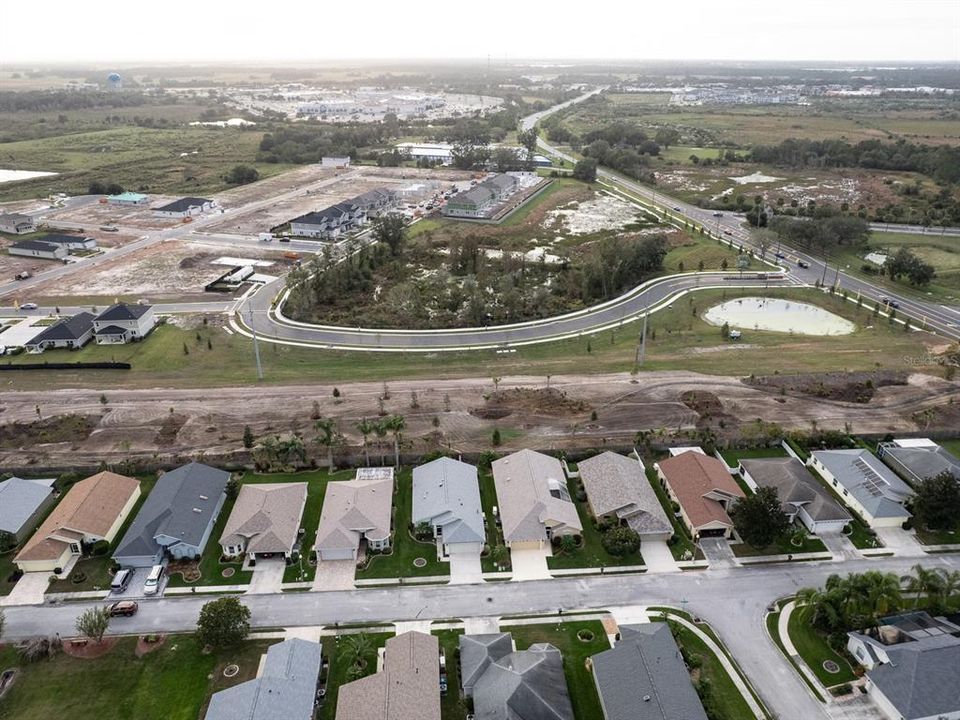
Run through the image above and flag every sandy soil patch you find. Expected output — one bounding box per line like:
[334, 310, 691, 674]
[543, 192, 644, 234]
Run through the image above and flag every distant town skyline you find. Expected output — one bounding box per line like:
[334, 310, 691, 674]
[2, 0, 958, 65]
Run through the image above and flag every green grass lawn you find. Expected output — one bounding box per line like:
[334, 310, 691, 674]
[644, 466, 698, 561]
[0, 635, 270, 720]
[940, 440, 960, 458]
[502, 620, 608, 720]
[319, 632, 393, 720]
[547, 477, 643, 570]
[719, 446, 788, 467]
[433, 629, 469, 720]
[786, 610, 857, 687]
[47, 474, 158, 594]
[765, 611, 823, 699]
[666, 621, 758, 720]
[915, 526, 960, 546]
[2, 285, 934, 393]
[0, 550, 19, 596]
[732, 534, 827, 557]
[355, 469, 449, 580]
[478, 470, 510, 574]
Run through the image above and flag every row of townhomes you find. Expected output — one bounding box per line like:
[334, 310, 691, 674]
[289, 188, 395, 239]
[25, 302, 157, 353]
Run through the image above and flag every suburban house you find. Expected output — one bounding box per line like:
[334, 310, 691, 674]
[443, 174, 519, 219]
[491, 449, 582, 550]
[14, 471, 141, 573]
[351, 188, 396, 218]
[0, 212, 37, 234]
[153, 197, 216, 218]
[847, 611, 960, 720]
[92, 302, 157, 344]
[8, 239, 68, 261]
[107, 191, 149, 205]
[25, 312, 96, 353]
[289, 202, 366, 239]
[877, 438, 960, 484]
[315, 467, 394, 562]
[577, 451, 673, 542]
[220, 482, 308, 560]
[321, 155, 351, 167]
[205, 638, 322, 720]
[654, 451, 745, 540]
[591, 623, 709, 720]
[336, 631, 441, 720]
[459, 632, 574, 720]
[412, 457, 485, 560]
[113, 462, 230, 568]
[740, 457, 851, 534]
[0, 476, 56, 544]
[809, 449, 913, 528]
[38, 233, 97, 251]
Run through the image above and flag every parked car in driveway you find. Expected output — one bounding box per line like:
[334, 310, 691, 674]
[143, 564, 164, 596]
[110, 568, 134, 594]
[107, 600, 139, 617]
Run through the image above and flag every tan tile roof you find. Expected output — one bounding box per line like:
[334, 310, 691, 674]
[15, 471, 140, 563]
[315, 474, 394, 554]
[657, 452, 744, 529]
[336, 631, 441, 720]
[220, 483, 307, 554]
[492, 450, 582, 543]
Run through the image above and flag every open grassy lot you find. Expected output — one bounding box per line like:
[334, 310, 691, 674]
[501, 620, 608, 720]
[355, 468, 449, 581]
[47, 473, 158, 594]
[0, 126, 295, 202]
[2, 284, 937, 392]
[786, 609, 858, 687]
[546, 476, 644, 570]
[0, 635, 270, 720]
[433, 629, 469, 720]
[319, 632, 393, 720]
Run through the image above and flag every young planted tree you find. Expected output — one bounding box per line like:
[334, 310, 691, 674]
[314, 417, 338, 472]
[386, 415, 405, 469]
[242, 425, 254, 449]
[356, 418, 375, 467]
[76, 606, 111, 644]
[196, 597, 251, 648]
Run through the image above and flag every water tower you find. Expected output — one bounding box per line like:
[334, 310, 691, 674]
[107, 72, 122, 90]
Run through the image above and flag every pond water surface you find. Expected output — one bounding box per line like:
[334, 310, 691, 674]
[703, 297, 856, 336]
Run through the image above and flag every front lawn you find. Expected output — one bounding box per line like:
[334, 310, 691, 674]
[0, 635, 269, 720]
[667, 621, 757, 720]
[719, 446, 788, 468]
[319, 632, 393, 720]
[786, 610, 858, 687]
[732, 534, 827, 557]
[501, 620, 608, 720]
[916, 527, 960, 546]
[355, 469, 448, 581]
[547, 477, 644, 570]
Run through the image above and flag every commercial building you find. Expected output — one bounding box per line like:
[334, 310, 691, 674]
[412, 457, 484, 560]
[25, 312, 96, 353]
[93, 303, 157, 344]
[810, 449, 913, 528]
[8, 239, 68, 261]
[654, 451, 744, 540]
[0, 212, 36, 235]
[14, 472, 141, 573]
[113, 462, 230, 568]
[315, 467, 394, 561]
[396, 142, 455, 165]
[740, 457, 851, 534]
[220, 482, 308, 560]
[491, 449, 582, 550]
[592, 623, 709, 720]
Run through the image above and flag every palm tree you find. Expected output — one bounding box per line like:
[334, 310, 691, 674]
[342, 632, 374, 672]
[937, 569, 960, 610]
[314, 417, 337, 472]
[373, 419, 389, 466]
[859, 571, 902, 623]
[795, 585, 846, 632]
[356, 418, 375, 467]
[902, 564, 944, 609]
[386, 415, 405, 469]
[489, 545, 509, 570]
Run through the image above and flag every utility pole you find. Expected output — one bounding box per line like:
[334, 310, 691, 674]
[820, 250, 830, 286]
[636, 313, 649, 367]
[833, 261, 841, 290]
[248, 307, 263, 381]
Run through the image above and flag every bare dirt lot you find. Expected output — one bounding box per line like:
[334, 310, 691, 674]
[0, 370, 956, 470]
[41, 197, 185, 233]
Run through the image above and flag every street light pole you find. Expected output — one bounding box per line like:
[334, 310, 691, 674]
[636, 313, 648, 367]
[248, 307, 264, 381]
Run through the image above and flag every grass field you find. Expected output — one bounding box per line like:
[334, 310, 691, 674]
[502, 620, 608, 720]
[0, 126, 295, 201]
[843, 230, 960, 301]
[0, 636, 270, 720]
[786, 610, 858, 686]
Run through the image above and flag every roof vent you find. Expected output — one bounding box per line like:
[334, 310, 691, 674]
[199, 494, 208, 500]
[643, 695, 651, 702]
[193, 508, 202, 513]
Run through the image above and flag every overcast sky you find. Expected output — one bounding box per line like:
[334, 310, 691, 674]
[3, 0, 958, 64]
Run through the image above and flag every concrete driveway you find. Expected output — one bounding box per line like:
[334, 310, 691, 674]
[510, 546, 551, 581]
[699, 538, 739, 568]
[874, 527, 925, 557]
[641, 540, 680, 573]
[448, 549, 484, 585]
[819, 532, 863, 561]
[312, 559, 356, 592]
[246, 558, 286, 595]
[0, 572, 50, 606]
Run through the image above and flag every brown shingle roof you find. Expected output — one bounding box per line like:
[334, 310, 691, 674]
[15, 471, 140, 563]
[657, 452, 743, 530]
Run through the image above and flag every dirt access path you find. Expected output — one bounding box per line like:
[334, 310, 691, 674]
[0, 371, 956, 469]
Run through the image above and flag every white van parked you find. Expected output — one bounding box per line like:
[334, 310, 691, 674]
[143, 564, 164, 596]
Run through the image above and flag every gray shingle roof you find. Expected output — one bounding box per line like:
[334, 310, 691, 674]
[205, 638, 321, 720]
[314, 471, 393, 554]
[469, 639, 574, 720]
[96, 303, 152, 322]
[113, 462, 229, 561]
[28, 312, 94, 343]
[412, 457, 484, 545]
[740, 457, 851, 523]
[592, 623, 708, 720]
[39, 233, 93, 246]
[0, 477, 55, 535]
[812, 449, 912, 519]
[867, 633, 960, 719]
[459, 633, 514, 697]
[10, 239, 61, 253]
[882, 445, 960, 483]
[221, 483, 308, 554]
[577, 452, 672, 536]
[156, 197, 212, 213]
